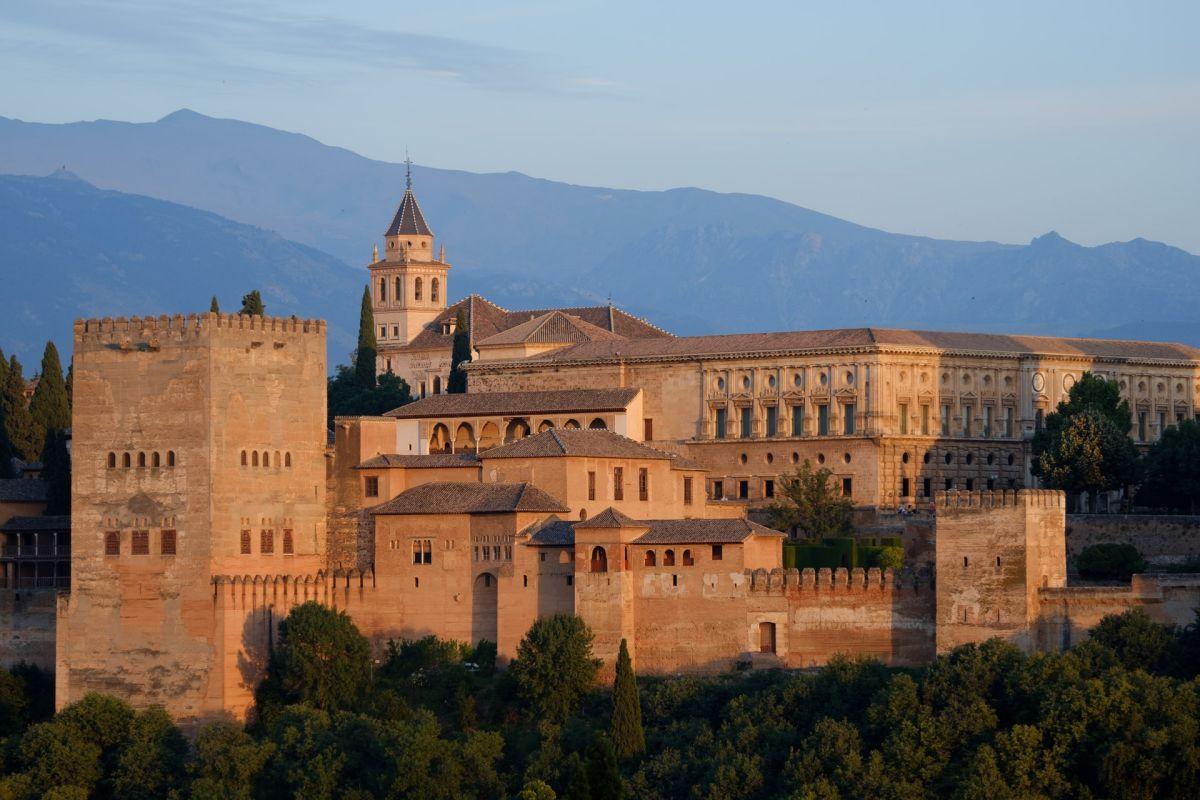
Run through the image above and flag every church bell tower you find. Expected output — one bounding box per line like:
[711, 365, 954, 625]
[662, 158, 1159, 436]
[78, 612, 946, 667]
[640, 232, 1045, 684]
[369, 158, 450, 367]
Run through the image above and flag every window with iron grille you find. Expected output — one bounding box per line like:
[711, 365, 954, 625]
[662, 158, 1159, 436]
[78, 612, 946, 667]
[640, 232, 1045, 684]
[364, 476, 379, 497]
[613, 467, 624, 501]
[282, 529, 294, 555]
[132, 530, 150, 555]
[160, 530, 177, 556]
[683, 476, 693, 505]
[260, 529, 274, 554]
[240, 530, 251, 555]
[638, 468, 649, 501]
[105, 531, 120, 556]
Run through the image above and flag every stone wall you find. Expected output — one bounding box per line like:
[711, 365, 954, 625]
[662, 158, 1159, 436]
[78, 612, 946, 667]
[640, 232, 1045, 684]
[0, 590, 58, 669]
[1036, 573, 1200, 651]
[1066, 514, 1200, 565]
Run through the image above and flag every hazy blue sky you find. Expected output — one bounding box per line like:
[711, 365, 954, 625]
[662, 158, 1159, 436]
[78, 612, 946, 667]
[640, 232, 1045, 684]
[2, 1, 1198, 251]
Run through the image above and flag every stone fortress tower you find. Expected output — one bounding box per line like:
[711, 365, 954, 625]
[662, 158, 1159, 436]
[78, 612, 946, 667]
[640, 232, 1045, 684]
[368, 159, 451, 364]
[57, 313, 327, 722]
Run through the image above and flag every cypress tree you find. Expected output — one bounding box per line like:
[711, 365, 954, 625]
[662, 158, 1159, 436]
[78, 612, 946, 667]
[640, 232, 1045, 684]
[561, 752, 590, 800]
[447, 308, 470, 393]
[355, 285, 377, 389]
[3, 356, 40, 462]
[584, 735, 624, 800]
[65, 363, 72, 409]
[210, 295, 220, 313]
[41, 429, 71, 515]
[30, 341, 70, 434]
[610, 639, 645, 759]
[239, 290, 265, 316]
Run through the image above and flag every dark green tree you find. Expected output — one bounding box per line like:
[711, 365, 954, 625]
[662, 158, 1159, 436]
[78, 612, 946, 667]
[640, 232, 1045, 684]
[327, 364, 412, 426]
[109, 706, 188, 800]
[187, 720, 273, 800]
[210, 295, 220, 313]
[767, 459, 854, 537]
[29, 341, 70, 437]
[355, 285, 378, 388]
[509, 615, 601, 723]
[1137, 419, 1200, 512]
[518, 778, 558, 800]
[0, 668, 27, 739]
[3, 355, 40, 462]
[263, 602, 373, 713]
[64, 362, 72, 410]
[561, 752, 591, 800]
[585, 735, 625, 800]
[447, 308, 470, 393]
[1087, 607, 1175, 673]
[1033, 408, 1140, 508]
[41, 428, 71, 515]
[239, 290, 265, 316]
[610, 639, 644, 759]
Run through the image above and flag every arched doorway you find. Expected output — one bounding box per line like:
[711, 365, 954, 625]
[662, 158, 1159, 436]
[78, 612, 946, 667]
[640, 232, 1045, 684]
[477, 422, 501, 451]
[590, 546, 608, 573]
[759, 621, 776, 654]
[472, 572, 498, 646]
[428, 423, 452, 453]
[504, 418, 530, 443]
[588, 418, 607, 430]
[454, 423, 476, 453]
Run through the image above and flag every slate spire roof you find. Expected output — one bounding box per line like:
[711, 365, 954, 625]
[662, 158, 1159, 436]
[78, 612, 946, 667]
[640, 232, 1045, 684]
[385, 188, 433, 237]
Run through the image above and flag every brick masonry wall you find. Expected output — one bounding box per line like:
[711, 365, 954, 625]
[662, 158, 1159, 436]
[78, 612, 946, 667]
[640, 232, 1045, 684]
[1066, 514, 1200, 564]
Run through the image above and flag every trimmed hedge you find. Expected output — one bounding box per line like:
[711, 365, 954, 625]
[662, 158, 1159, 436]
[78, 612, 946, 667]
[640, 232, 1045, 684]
[1076, 543, 1146, 581]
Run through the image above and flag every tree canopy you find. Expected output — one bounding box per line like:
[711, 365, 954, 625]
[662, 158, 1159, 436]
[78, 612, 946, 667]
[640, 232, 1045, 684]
[508, 615, 601, 723]
[239, 290, 266, 316]
[29, 341, 70, 437]
[2, 355, 39, 462]
[1032, 407, 1140, 501]
[767, 459, 854, 538]
[260, 602, 373, 715]
[610, 639, 644, 759]
[1137, 419, 1200, 512]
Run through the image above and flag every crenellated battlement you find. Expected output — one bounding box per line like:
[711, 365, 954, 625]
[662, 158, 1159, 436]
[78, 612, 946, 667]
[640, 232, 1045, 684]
[935, 488, 1064, 512]
[211, 568, 376, 610]
[74, 312, 326, 350]
[745, 566, 931, 593]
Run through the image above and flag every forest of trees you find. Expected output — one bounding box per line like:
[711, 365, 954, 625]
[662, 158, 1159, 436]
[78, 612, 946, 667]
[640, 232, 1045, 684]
[1, 605, 1198, 799]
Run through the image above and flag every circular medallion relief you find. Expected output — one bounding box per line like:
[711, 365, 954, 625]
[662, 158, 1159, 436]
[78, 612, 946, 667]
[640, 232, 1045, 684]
[794, 374, 803, 388]
[1032, 373, 1045, 393]
[1063, 374, 1076, 392]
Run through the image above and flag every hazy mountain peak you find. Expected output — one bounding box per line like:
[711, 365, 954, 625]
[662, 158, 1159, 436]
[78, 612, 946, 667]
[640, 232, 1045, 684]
[45, 166, 89, 184]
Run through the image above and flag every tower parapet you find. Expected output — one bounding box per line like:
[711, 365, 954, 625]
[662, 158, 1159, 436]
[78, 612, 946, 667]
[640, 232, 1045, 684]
[74, 312, 326, 350]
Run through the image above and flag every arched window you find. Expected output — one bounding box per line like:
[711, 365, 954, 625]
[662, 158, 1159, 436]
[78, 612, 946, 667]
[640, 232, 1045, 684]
[579, 508, 588, 521]
[152, 452, 161, 468]
[431, 278, 439, 303]
[252, 451, 259, 467]
[137, 452, 146, 467]
[395, 276, 402, 300]
[644, 550, 656, 567]
[275, 451, 281, 468]
[167, 451, 175, 467]
[107, 452, 116, 469]
[590, 546, 608, 573]
[379, 278, 387, 303]
[122, 453, 131, 468]
[285, 452, 291, 468]
[241, 451, 248, 466]
[415, 277, 423, 301]
[263, 451, 270, 467]
[588, 418, 607, 430]
[564, 419, 580, 429]
[538, 420, 555, 433]
[682, 549, 694, 566]
[664, 549, 676, 567]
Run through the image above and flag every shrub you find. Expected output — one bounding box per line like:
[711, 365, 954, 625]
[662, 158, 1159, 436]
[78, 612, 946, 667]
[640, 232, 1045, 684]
[1077, 543, 1146, 581]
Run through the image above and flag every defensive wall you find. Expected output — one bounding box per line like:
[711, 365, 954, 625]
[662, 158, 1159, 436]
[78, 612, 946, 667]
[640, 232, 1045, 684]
[1065, 514, 1200, 566]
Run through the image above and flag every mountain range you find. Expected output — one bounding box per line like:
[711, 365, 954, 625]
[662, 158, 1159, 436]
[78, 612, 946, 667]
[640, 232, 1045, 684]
[0, 109, 1197, 367]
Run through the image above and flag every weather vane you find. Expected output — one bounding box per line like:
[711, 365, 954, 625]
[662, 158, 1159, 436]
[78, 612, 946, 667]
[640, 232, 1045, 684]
[405, 149, 413, 190]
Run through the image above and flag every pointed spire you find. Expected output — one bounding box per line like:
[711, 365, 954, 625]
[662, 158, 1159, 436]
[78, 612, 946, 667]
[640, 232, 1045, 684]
[372, 244, 379, 263]
[405, 150, 413, 190]
[439, 244, 445, 262]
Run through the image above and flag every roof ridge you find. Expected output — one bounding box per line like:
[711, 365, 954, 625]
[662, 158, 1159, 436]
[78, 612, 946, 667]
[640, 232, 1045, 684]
[549, 428, 566, 454]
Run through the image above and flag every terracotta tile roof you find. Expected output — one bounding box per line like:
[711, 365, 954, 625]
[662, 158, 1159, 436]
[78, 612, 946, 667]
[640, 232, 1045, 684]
[632, 518, 785, 545]
[384, 188, 433, 236]
[371, 482, 568, 515]
[387, 295, 670, 354]
[574, 507, 642, 529]
[469, 326, 1200, 366]
[479, 429, 684, 462]
[0, 515, 70, 532]
[0, 479, 49, 503]
[475, 311, 625, 348]
[356, 453, 479, 469]
[521, 516, 575, 546]
[385, 388, 640, 419]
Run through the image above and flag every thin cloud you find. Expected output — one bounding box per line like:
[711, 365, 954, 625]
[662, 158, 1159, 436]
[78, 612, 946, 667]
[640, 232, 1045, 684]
[0, 0, 617, 96]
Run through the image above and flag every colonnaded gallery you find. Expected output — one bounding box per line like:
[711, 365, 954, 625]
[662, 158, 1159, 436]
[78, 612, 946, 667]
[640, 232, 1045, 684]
[3, 182, 1199, 725]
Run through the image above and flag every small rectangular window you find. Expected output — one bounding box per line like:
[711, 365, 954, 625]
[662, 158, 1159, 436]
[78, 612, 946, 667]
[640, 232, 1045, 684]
[898, 403, 908, 435]
[766, 406, 778, 437]
[843, 403, 856, 435]
[712, 544, 723, 561]
[901, 478, 910, 498]
[566, 575, 573, 586]
[588, 471, 596, 501]
[712, 480, 724, 499]
[639, 467, 649, 501]
[1138, 411, 1147, 441]
[415, 541, 424, 564]
[1004, 407, 1014, 438]
[160, 529, 177, 556]
[920, 405, 930, 435]
[260, 529, 274, 555]
[105, 531, 120, 556]
[923, 478, 932, 497]
[424, 540, 433, 564]
[379, 325, 387, 339]
[392, 325, 399, 338]
[364, 476, 379, 498]
[683, 476, 693, 505]
[966, 478, 975, 491]
[714, 407, 727, 439]
[241, 529, 251, 555]
[945, 478, 954, 491]
[613, 467, 624, 501]
[132, 530, 150, 555]
[540, 552, 546, 562]
[740, 406, 752, 438]
[738, 480, 749, 499]
[818, 405, 830, 436]
[841, 478, 852, 497]
[764, 479, 774, 498]
[283, 529, 294, 555]
[791, 405, 804, 437]
[962, 404, 972, 437]
[644, 418, 654, 440]
[941, 404, 951, 436]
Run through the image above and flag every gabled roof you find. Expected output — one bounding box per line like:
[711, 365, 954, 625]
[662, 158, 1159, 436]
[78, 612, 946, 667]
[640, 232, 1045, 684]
[632, 518, 785, 544]
[356, 453, 479, 470]
[520, 516, 576, 546]
[371, 481, 568, 515]
[385, 388, 640, 419]
[0, 479, 49, 503]
[385, 188, 433, 237]
[479, 429, 696, 465]
[476, 311, 625, 348]
[574, 507, 642, 529]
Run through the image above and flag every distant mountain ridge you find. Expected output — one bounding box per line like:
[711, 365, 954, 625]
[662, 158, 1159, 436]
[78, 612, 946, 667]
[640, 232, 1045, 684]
[0, 109, 1198, 360]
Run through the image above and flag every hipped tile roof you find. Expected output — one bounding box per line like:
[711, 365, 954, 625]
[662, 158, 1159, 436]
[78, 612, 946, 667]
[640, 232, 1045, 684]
[0, 479, 49, 503]
[356, 453, 479, 469]
[385, 388, 640, 418]
[371, 482, 568, 515]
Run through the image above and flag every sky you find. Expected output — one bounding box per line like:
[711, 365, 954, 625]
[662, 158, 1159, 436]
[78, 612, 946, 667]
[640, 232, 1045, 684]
[2, 0, 1198, 252]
